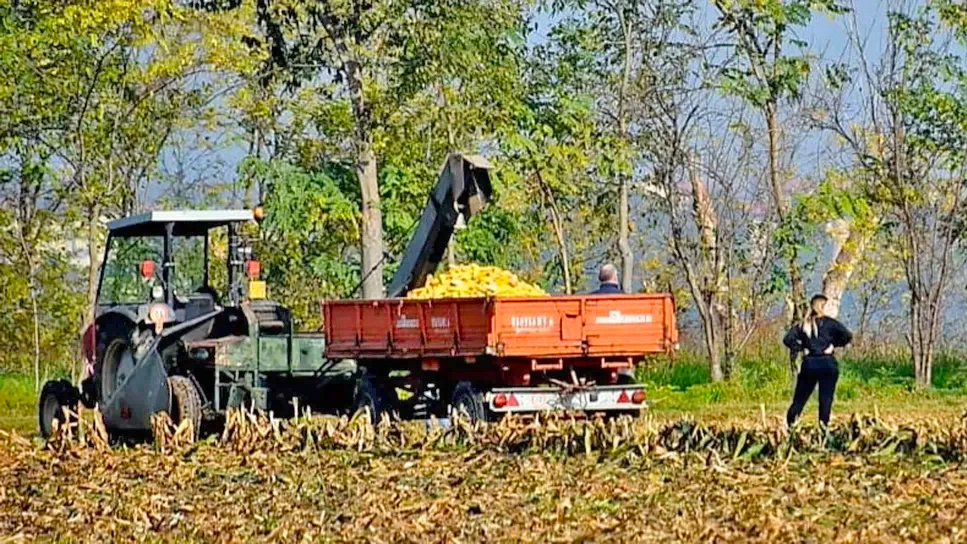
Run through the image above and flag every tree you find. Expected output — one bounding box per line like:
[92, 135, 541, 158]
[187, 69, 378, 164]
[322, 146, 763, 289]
[816, 1, 967, 387]
[0, 0, 257, 323]
[247, 0, 527, 299]
[247, 159, 359, 327]
[880, 5, 967, 387]
[713, 0, 847, 323]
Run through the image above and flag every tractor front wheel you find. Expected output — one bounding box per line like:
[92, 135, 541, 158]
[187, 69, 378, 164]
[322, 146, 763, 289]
[168, 376, 202, 440]
[38, 379, 79, 438]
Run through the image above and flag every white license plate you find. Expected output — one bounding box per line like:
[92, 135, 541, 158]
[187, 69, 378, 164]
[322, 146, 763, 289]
[486, 386, 646, 413]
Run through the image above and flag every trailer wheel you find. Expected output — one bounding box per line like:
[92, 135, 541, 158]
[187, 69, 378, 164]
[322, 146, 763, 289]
[451, 381, 491, 423]
[352, 373, 393, 423]
[38, 379, 79, 438]
[616, 370, 637, 385]
[168, 376, 202, 440]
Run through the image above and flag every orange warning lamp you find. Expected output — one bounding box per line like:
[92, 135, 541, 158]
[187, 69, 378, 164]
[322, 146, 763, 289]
[139, 260, 155, 279]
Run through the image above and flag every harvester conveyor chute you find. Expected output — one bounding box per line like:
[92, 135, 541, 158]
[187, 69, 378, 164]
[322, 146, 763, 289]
[386, 153, 493, 298]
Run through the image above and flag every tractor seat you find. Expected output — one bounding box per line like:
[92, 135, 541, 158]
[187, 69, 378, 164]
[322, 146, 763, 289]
[248, 300, 291, 335]
[178, 291, 218, 341]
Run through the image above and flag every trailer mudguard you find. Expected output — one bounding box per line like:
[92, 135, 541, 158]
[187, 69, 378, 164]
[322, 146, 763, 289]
[101, 345, 171, 432]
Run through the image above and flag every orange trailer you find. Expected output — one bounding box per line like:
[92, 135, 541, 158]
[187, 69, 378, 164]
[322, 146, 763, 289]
[322, 294, 678, 420]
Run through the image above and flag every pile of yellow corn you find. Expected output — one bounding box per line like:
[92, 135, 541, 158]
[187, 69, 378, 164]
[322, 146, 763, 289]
[406, 264, 546, 299]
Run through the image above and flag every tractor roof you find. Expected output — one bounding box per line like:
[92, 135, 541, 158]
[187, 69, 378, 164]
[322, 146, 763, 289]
[107, 210, 255, 237]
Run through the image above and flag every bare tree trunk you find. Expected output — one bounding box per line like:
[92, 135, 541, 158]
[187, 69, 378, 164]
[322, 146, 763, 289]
[690, 160, 725, 381]
[548, 202, 572, 294]
[18, 228, 41, 393]
[703, 306, 724, 382]
[857, 292, 872, 349]
[618, 176, 633, 291]
[537, 171, 572, 294]
[357, 142, 384, 299]
[447, 240, 456, 268]
[446, 110, 457, 270]
[722, 267, 737, 374]
[86, 203, 101, 325]
[909, 293, 930, 388]
[30, 280, 40, 391]
[821, 219, 871, 319]
[765, 105, 805, 323]
[616, 12, 634, 293]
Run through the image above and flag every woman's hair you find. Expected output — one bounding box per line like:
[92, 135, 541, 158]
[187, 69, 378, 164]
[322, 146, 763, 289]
[802, 294, 828, 338]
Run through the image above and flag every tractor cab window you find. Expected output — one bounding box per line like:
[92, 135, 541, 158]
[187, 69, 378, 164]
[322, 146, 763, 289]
[171, 236, 206, 299]
[99, 237, 163, 305]
[98, 235, 210, 305]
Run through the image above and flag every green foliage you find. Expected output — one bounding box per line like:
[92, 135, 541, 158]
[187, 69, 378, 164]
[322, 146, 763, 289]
[714, 0, 847, 107]
[640, 347, 967, 415]
[0, 373, 38, 432]
[246, 159, 360, 327]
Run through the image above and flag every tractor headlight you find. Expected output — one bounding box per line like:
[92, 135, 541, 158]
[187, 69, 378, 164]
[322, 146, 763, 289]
[147, 303, 174, 334]
[151, 285, 164, 301]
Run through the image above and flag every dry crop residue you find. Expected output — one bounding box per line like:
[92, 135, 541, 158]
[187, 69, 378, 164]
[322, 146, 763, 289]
[3, 412, 967, 542]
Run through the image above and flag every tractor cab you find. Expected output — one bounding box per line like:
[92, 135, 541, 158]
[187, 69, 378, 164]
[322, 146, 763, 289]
[38, 208, 301, 439]
[96, 209, 265, 322]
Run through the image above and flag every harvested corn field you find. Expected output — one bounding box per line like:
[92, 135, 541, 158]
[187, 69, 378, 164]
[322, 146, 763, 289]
[4, 412, 967, 542]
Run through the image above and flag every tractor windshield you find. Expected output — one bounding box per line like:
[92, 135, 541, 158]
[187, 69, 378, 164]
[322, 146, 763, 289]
[99, 235, 209, 305]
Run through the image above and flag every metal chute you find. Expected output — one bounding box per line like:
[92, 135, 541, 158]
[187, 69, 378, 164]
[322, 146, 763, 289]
[386, 153, 493, 298]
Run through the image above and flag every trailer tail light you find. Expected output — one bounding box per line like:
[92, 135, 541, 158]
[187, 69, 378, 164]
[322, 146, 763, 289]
[617, 390, 630, 404]
[492, 393, 520, 410]
[253, 205, 265, 222]
[631, 390, 646, 404]
[245, 260, 261, 279]
[139, 260, 155, 279]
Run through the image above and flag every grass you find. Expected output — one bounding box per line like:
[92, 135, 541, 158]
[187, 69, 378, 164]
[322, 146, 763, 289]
[2, 349, 966, 434]
[638, 348, 967, 422]
[0, 373, 37, 433]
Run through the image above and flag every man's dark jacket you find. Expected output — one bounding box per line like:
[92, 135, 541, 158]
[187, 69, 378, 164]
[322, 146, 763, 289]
[590, 283, 623, 295]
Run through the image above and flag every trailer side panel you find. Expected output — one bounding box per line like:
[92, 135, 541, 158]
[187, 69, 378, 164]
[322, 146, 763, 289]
[322, 294, 676, 361]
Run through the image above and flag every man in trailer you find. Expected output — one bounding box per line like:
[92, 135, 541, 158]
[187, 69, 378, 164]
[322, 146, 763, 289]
[589, 263, 635, 384]
[590, 263, 623, 295]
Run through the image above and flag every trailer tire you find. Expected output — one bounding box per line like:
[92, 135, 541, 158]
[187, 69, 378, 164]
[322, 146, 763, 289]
[168, 376, 202, 440]
[616, 370, 637, 385]
[451, 382, 490, 423]
[38, 379, 79, 438]
[352, 373, 392, 424]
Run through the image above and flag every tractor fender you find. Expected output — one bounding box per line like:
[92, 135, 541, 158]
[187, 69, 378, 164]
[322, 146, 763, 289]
[100, 344, 170, 432]
[96, 307, 140, 328]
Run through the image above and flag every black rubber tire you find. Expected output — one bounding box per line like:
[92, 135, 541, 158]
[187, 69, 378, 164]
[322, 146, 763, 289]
[616, 371, 637, 385]
[450, 381, 491, 423]
[168, 376, 202, 440]
[93, 315, 137, 404]
[352, 372, 393, 423]
[38, 379, 79, 438]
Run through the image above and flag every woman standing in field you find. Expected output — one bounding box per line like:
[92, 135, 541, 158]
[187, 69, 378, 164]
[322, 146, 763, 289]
[784, 294, 853, 428]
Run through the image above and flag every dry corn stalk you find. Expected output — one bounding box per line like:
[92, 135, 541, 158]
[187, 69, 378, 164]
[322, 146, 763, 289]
[34, 406, 967, 464]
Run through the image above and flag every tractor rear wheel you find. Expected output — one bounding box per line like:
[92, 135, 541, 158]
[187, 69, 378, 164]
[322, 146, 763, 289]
[38, 379, 79, 438]
[99, 337, 137, 402]
[168, 376, 202, 440]
[450, 381, 491, 423]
